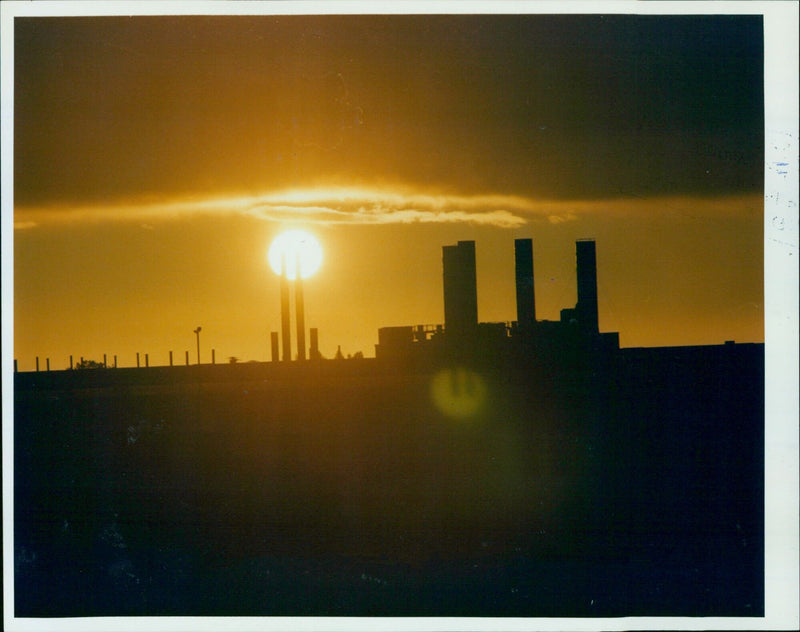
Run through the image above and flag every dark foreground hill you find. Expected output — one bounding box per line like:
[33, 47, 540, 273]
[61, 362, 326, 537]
[14, 343, 763, 617]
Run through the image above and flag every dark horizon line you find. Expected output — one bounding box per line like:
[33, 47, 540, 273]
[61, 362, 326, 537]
[12, 339, 765, 375]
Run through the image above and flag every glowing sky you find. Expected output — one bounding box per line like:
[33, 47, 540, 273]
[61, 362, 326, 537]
[10, 10, 769, 368]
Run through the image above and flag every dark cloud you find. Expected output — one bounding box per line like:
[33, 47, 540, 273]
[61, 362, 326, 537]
[14, 14, 764, 208]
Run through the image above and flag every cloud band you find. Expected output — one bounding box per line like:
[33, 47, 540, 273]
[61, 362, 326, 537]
[14, 187, 761, 230]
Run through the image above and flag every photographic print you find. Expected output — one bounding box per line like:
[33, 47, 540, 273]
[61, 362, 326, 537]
[3, 2, 797, 630]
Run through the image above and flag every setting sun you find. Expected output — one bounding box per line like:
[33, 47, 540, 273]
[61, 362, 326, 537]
[267, 229, 323, 280]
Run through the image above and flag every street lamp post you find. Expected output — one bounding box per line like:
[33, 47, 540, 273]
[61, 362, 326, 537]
[194, 326, 202, 365]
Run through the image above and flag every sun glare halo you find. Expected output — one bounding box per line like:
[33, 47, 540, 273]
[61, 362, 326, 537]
[268, 230, 323, 280]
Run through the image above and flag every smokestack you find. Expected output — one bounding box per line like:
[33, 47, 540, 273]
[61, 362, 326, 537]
[442, 240, 478, 338]
[295, 253, 306, 361]
[280, 254, 291, 362]
[515, 238, 536, 329]
[310, 328, 319, 360]
[576, 239, 599, 333]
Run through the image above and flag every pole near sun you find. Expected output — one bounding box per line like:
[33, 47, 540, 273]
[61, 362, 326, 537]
[295, 251, 306, 361]
[280, 253, 291, 362]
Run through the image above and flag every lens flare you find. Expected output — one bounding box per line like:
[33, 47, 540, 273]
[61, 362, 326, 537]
[430, 367, 488, 420]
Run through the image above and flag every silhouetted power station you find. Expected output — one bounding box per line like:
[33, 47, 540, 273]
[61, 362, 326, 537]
[17, 237, 618, 370]
[266, 236, 616, 365]
[376, 238, 618, 359]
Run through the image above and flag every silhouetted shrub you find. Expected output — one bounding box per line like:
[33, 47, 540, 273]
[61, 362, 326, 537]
[74, 359, 106, 370]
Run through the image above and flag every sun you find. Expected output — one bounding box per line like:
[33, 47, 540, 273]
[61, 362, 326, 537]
[268, 230, 323, 280]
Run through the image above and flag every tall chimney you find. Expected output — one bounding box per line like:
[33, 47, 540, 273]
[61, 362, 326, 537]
[576, 239, 599, 333]
[280, 254, 292, 361]
[295, 253, 306, 361]
[310, 327, 319, 360]
[442, 240, 478, 338]
[514, 238, 536, 329]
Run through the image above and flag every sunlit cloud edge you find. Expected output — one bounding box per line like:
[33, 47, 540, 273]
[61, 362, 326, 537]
[13, 187, 763, 230]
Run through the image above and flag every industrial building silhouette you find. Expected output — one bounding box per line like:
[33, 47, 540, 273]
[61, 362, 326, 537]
[376, 237, 619, 360]
[15, 237, 621, 371]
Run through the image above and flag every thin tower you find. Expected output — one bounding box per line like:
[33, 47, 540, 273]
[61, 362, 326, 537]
[295, 253, 306, 361]
[576, 239, 599, 333]
[280, 254, 292, 361]
[515, 238, 536, 329]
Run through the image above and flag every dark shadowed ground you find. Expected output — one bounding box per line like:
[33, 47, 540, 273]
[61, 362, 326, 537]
[14, 344, 763, 616]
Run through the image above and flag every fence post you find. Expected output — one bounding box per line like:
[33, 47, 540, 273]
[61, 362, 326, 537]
[271, 332, 279, 362]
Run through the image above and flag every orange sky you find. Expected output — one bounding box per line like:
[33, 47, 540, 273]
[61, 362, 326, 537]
[8, 12, 770, 369]
[12, 188, 764, 368]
